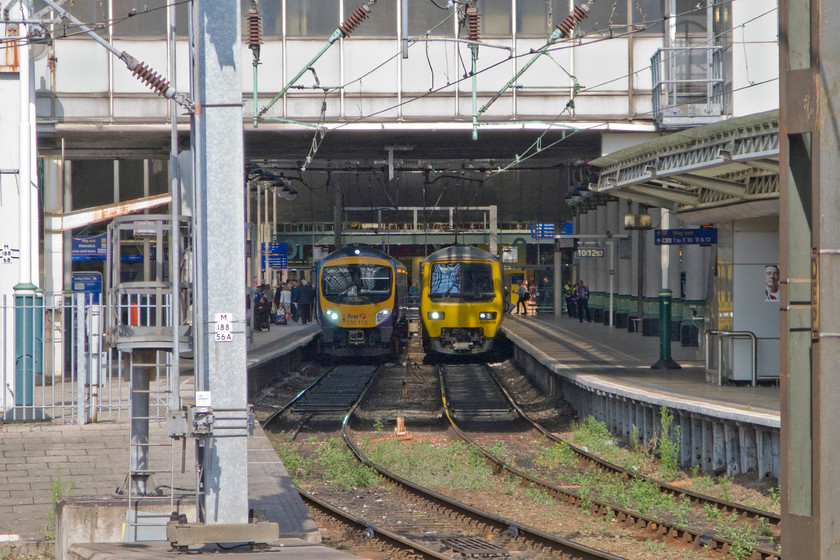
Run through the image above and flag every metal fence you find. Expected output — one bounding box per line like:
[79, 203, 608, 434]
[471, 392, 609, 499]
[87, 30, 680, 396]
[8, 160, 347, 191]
[1, 292, 129, 423]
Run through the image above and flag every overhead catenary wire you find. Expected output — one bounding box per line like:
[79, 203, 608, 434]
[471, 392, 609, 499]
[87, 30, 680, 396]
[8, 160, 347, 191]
[37, 0, 193, 110]
[4, 0, 773, 182]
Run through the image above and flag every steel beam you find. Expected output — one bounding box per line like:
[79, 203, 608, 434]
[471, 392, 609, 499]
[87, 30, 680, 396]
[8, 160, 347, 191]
[192, 0, 249, 525]
[780, 0, 840, 557]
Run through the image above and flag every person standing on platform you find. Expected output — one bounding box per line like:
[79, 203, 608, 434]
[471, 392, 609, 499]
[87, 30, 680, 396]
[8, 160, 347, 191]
[278, 282, 292, 321]
[290, 279, 300, 321]
[575, 280, 589, 323]
[563, 279, 575, 317]
[265, 284, 275, 314]
[273, 284, 282, 316]
[516, 280, 530, 315]
[541, 276, 552, 310]
[297, 279, 316, 324]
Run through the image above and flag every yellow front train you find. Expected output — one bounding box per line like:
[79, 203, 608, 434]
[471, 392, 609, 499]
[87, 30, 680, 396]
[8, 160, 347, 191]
[316, 244, 408, 357]
[420, 245, 504, 355]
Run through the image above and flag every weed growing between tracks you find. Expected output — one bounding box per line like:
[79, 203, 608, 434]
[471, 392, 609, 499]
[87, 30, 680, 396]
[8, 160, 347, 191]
[273, 438, 380, 491]
[363, 438, 495, 491]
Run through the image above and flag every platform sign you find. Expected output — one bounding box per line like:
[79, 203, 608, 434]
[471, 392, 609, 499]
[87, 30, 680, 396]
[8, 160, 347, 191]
[72, 235, 107, 261]
[559, 221, 573, 235]
[71, 271, 102, 304]
[575, 247, 605, 258]
[261, 242, 288, 270]
[655, 228, 717, 245]
[530, 222, 555, 239]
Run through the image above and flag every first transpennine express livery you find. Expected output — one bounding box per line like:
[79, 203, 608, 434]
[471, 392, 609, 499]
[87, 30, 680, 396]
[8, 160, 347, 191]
[315, 244, 408, 357]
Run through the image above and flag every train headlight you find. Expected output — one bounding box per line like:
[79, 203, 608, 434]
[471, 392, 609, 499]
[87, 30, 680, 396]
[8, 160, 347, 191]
[325, 307, 340, 323]
[478, 311, 498, 320]
[427, 311, 445, 320]
[375, 307, 390, 325]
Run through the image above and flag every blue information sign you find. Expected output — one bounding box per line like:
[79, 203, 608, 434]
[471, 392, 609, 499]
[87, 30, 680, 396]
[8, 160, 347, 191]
[262, 242, 288, 270]
[654, 228, 717, 245]
[560, 221, 573, 235]
[530, 222, 555, 239]
[72, 235, 107, 261]
[71, 271, 102, 304]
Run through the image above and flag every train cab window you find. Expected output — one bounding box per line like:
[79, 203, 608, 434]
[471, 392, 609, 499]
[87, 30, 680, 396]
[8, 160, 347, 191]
[429, 262, 495, 302]
[321, 264, 392, 304]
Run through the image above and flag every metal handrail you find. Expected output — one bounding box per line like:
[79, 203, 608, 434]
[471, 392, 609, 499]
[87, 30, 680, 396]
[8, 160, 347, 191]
[704, 330, 758, 387]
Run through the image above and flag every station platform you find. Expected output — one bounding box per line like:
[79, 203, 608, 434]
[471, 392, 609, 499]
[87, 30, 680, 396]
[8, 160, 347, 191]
[0, 321, 355, 560]
[501, 313, 780, 479]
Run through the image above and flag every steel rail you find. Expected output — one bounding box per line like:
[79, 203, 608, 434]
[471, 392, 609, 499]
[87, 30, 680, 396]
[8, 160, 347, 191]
[340, 375, 628, 560]
[501, 322, 781, 527]
[299, 489, 453, 560]
[262, 366, 335, 429]
[438, 363, 781, 560]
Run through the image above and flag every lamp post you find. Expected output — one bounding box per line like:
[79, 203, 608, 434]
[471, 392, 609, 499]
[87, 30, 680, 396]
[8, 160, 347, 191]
[652, 207, 681, 369]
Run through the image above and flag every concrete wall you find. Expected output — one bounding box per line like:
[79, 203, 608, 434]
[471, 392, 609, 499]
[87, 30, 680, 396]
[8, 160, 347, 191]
[56, 497, 197, 560]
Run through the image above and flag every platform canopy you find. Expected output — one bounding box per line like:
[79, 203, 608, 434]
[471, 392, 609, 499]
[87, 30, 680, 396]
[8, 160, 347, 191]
[588, 110, 779, 224]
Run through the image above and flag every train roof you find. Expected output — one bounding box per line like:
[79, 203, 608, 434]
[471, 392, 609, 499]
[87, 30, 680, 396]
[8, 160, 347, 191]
[320, 244, 399, 263]
[423, 245, 499, 263]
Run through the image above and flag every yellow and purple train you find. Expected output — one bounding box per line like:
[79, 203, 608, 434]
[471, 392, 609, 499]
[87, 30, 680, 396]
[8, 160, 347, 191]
[315, 244, 408, 357]
[420, 245, 504, 355]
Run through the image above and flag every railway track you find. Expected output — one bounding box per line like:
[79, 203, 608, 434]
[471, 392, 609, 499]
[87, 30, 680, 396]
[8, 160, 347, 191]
[263, 364, 379, 438]
[267, 360, 631, 559]
[485, 364, 782, 526]
[438, 363, 781, 560]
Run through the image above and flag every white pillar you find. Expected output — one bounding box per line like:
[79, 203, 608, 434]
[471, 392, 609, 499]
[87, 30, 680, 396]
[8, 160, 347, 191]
[18, 0, 31, 288]
[595, 203, 608, 294]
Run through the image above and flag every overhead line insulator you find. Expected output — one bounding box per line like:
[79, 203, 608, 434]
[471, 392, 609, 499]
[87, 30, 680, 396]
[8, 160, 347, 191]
[556, 3, 590, 38]
[248, 7, 262, 50]
[339, 4, 372, 37]
[466, 7, 480, 42]
[130, 61, 172, 97]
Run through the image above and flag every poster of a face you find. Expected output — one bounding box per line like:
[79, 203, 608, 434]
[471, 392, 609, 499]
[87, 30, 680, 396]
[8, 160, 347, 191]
[764, 264, 780, 302]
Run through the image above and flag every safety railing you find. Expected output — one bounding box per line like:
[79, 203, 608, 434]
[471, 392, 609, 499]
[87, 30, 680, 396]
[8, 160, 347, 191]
[1, 292, 127, 423]
[704, 330, 757, 387]
[651, 45, 725, 129]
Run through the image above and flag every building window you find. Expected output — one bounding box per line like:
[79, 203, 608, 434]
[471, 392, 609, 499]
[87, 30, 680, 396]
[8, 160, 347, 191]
[407, 1, 453, 37]
[517, 0, 554, 36]
[480, 0, 511, 36]
[112, 0, 168, 37]
[241, 0, 282, 38]
[54, 0, 108, 38]
[583, 0, 629, 35]
[676, 0, 707, 39]
[343, 0, 396, 37]
[633, 0, 665, 34]
[287, 0, 340, 37]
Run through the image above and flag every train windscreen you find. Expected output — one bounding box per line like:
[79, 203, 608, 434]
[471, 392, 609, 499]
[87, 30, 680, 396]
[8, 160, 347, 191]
[429, 262, 495, 302]
[321, 264, 392, 304]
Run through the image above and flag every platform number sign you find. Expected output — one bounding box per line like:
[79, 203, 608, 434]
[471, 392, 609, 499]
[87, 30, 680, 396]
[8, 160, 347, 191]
[215, 313, 233, 342]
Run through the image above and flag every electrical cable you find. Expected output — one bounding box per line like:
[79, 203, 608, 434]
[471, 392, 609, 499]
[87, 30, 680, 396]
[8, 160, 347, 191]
[426, 0, 451, 10]
[317, 1, 757, 135]
[5, 0, 774, 182]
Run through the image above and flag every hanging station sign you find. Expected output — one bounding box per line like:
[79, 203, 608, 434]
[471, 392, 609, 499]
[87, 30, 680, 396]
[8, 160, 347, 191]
[654, 228, 718, 245]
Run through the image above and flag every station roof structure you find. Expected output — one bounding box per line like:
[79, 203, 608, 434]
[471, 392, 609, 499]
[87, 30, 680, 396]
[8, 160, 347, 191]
[588, 110, 779, 224]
